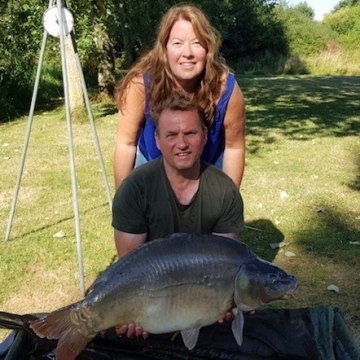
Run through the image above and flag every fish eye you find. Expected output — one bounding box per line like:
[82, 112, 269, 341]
[269, 274, 278, 285]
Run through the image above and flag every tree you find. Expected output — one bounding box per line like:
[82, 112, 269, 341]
[334, 0, 360, 12]
[323, 5, 360, 50]
[67, 0, 116, 101]
[0, 0, 44, 121]
[112, 0, 177, 68]
[274, 4, 336, 55]
[294, 1, 315, 19]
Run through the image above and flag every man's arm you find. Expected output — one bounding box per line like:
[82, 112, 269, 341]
[212, 232, 238, 240]
[114, 229, 149, 338]
[212, 232, 238, 322]
[114, 229, 147, 258]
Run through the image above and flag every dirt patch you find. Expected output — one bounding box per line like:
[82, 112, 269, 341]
[0, 186, 50, 209]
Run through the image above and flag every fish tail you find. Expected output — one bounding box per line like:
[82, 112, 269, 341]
[29, 304, 94, 360]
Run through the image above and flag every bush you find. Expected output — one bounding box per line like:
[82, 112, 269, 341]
[274, 5, 338, 56]
[323, 6, 360, 51]
[0, 61, 34, 122]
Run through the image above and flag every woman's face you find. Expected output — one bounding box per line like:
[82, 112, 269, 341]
[166, 20, 207, 90]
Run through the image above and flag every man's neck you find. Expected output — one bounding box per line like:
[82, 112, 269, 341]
[164, 163, 201, 206]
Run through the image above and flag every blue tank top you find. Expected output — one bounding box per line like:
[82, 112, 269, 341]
[138, 73, 235, 164]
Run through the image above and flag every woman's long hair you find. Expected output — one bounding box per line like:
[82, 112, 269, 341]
[115, 4, 228, 127]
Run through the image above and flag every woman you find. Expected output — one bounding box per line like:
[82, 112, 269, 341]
[114, 4, 246, 189]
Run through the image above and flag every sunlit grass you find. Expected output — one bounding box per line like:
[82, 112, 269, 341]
[303, 49, 360, 75]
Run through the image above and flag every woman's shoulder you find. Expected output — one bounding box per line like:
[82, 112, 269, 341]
[122, 74, 146, 103]
[130, 73, 146, 87]
[216, 71, 237, 105]
[116, 72, 146, 107]
[223, 71, 237, 87]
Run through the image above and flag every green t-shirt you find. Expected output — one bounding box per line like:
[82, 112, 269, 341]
[112, 158, 244, 241]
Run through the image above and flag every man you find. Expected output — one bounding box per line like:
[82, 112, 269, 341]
[112, 92, 244, 336]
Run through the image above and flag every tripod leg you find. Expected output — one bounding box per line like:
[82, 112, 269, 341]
[5, 29, 49, 241]
[69, 31, 113, 210]
[57, 0, 85, 297]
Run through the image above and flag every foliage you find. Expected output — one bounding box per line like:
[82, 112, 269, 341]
[66, 1, 116, 81]
[323, 6, 360, 51]
[334, 0, 360, 12]
[111, 0, 176, 67]
[293, 1, 315, 19]
[274, 5, 337, 56]
[0, 1, 45, 121]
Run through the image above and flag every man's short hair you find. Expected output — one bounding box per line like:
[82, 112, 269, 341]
[151, 92, 208, 131]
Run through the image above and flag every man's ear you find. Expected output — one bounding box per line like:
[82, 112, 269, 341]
[155, 131, 160, 150]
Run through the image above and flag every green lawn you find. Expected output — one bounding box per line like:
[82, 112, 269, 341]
[0, 75, 359, 345]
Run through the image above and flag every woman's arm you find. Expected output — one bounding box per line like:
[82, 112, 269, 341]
[222, 81, 246, 188]
[114, 76, 146, 190]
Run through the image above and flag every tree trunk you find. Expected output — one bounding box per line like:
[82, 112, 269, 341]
[94, 23, 116, 102]
[118, 1, 137, 68]
[64, 35, 85, 122]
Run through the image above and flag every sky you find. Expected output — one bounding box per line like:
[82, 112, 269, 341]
[289, 0, 341, 21]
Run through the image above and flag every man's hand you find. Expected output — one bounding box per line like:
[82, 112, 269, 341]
[115, 309, 255, 337]
[115, 323, 149, 339]
[218, 309, 255, 323]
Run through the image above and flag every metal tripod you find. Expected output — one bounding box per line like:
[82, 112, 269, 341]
[4, 0, 113, 297]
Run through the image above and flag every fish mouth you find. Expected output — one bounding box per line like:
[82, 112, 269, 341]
[280, 281, 300, 299]
[280, 292, 296, 300]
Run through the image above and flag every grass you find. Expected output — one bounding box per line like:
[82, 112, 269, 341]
[233, 48, 360, 76]
[303, 49, 360, 75]
[0, 76, 359, 347]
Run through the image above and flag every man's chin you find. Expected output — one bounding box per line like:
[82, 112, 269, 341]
[175, 164, 193, 171]
[174, 161, 197, 171]
[163, 157, 200, 172]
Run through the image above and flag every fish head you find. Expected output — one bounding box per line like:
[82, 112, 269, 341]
[234, 259, 299, 311]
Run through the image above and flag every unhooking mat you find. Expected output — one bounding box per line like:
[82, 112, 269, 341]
[0, 306, 359, 360]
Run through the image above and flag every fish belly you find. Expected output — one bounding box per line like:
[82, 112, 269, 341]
[125, 283, 233, 334]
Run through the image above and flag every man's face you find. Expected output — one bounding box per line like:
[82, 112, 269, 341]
[155, 108, 207, 172]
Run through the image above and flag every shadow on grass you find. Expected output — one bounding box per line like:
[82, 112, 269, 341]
[5, 202, 110, 242]
[242, 219, 284, 262]
[241, 76, 360, 154]
[293, 205, 360, 263]
[289, 203, 360, 336]
[92, 103, 117, 118]
[348, 152, 360, 192]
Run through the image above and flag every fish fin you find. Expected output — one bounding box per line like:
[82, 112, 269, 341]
[29, 306, 94, 360]
[0, 310, 38, 330]
[231, 310, 244, 346]
[56, 331, 93, 360]
[180, 328, 200, 350]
